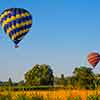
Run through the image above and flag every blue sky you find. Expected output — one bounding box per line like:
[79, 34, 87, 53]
[0, 0, 100, 81]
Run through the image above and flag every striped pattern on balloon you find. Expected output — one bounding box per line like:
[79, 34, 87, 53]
[87, 52, 100, 68]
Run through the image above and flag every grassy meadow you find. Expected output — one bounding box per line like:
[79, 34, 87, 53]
[0, 87, 100, 100]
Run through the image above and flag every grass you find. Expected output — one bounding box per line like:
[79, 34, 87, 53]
[0, 89, 100, 100]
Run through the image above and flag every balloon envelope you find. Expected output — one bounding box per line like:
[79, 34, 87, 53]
[0, 8, 32, 47]
[87, 52, 100, 68]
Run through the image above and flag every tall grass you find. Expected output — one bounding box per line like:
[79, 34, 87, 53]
[0, 89, 100, 100]
[67, 96, 82, 100]
[0, 94, 100, 100]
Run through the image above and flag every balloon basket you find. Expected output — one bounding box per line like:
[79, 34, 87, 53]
[14, 45, 19, 48]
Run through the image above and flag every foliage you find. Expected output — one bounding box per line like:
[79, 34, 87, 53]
[8, 77, 13, 86]
[25, 64, 54, 86]
[0, 85, 68, 91]
[17, 95, 30, 100]
[0, 66, 100, 90]
[86, 95, 100, 100]
[54, 66, 98, 89]
[73, 66, 96, 89]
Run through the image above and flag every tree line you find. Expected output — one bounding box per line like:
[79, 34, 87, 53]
[0, 64, 100, 90]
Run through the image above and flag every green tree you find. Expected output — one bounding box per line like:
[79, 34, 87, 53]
[25, 64, 54, 86]
[73, 66, 96, 89]
[95, 74, 100, 88]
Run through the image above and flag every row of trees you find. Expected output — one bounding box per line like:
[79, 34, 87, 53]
[0, 64, 100, 89]
[55, 67, 99, 89]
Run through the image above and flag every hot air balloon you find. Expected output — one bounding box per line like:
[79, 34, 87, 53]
[0, 8, 32, 48]
[87, 52, 100, 68]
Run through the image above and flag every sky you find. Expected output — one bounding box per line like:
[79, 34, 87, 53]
[0, 0, 100, 81]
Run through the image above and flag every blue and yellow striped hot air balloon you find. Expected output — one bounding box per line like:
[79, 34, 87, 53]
[0, 8, 32, 48]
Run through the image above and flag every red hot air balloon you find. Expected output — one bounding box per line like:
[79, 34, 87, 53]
[87, 52, 100, 68]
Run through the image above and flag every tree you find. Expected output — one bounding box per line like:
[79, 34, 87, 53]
[8, 77, 13, 86]
[73, 66, 96, 89]
[25, 64, 54, 86]
[95, 74, 100, 88]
